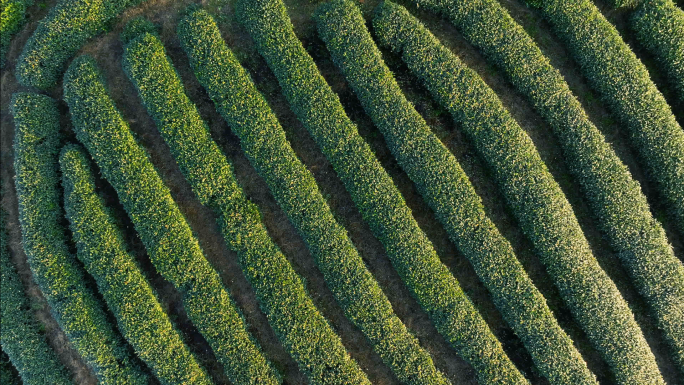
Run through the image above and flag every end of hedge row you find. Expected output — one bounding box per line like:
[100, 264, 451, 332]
[16, 0, 147, 89]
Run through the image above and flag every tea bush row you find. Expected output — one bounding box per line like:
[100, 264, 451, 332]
[17, 0, 147, 89]
[11, 92, 148, 384]
[315, 1, 597, 384]
[373, 3, 665, 384]
[122, 23, 370, 385]
[63, 56, 279, 385]
[411, 0, 684, 371]
[524, 0, 684, 238]
[237, 0, 526, 383]
[60, 145, 213, 385]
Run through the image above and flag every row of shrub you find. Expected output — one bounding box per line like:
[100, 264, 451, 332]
[60, 145, 213, 385]
[122, 20, 370, 385]
[373, 3, 666, 384]
[631, 0, 684, 106]
[524, 0, 684, 237]
[236, 0, 525, 383]
[1, 178, 71, 385]
[187, 4, 456, 384]
[16, 0, 148, 89]
[316, 1, 597, 384]
[11, 92, 148, 384]
[412, 0, 684, 373]
[63, 56, 280, 385]
[0, 0, 33, 67]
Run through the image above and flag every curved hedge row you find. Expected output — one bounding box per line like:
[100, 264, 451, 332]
[316, 2, 596, 384]
[1, 180, 71, 385]
[631, 0, 684, 106]
[410, 0, 684, 372]
[373, 3, 665, 385]
[63, 56, 280, 385]
[523, 0, 684, 238]
[236, 0, 526, 384]
[60, 145, 213, 385]
[11, 92, 148, 385]
[16, 0, 147, 89]
[180, 6, 457, 385]
[122, 24, 370, 385]
[0, 0, 33, 67]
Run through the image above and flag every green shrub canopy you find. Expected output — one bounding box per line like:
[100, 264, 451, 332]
[16, 0, 147, 89]
[11, 92, 148, 384]
[1, 179, 71, 385]
[237, 0, 527, 383]
[631, 0, 684, 107]
[410, 0, 684, 372]
[60, 144, 213, 385]
[63, 55, 279, 385]
[0, 0, 33, 67]
[524, 0, 684, 238]
[373, 3, 665, 384]
[123, 20, 370, 385]
[315, 1, 600, 384]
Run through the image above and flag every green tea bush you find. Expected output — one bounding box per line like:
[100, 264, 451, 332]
[316, 1, 598, 384]
[1, 180, 71, 385]
[373, 3, 666, 385]
[60, 145, 213, 385]
[523, 0, 684, 238]
[410, 0, 684, 372]
[237, 0, 526, 383]
[11, 92, 148, 385]
[631, 0, 684, 106]
[122, 23, 370, 385]
[0, 0, 33, 67]
[179, 8, 457, 385]
[16, 0, 147, 89]
[63, 56, 279, 385]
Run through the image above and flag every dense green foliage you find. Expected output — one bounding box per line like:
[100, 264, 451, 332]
[11, 92, 147, 384]
[1, 179, 71, 385]
[0, 349, 21, 385]
[373, 3, 666, 385]
[237, 0, 527, 383]
[411, 0, 684, 371]
[631, 0, 684, 106]
[523, 0, 684, 238]
[60, 145, 213, 385]
[316, 2, 598, 384]
[123, 22, 370, 385]
[0, 0, 33, 67]
[16, 0, 147, 89]
[63, 56, 279, 385]
[181, 7, 457, 385]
